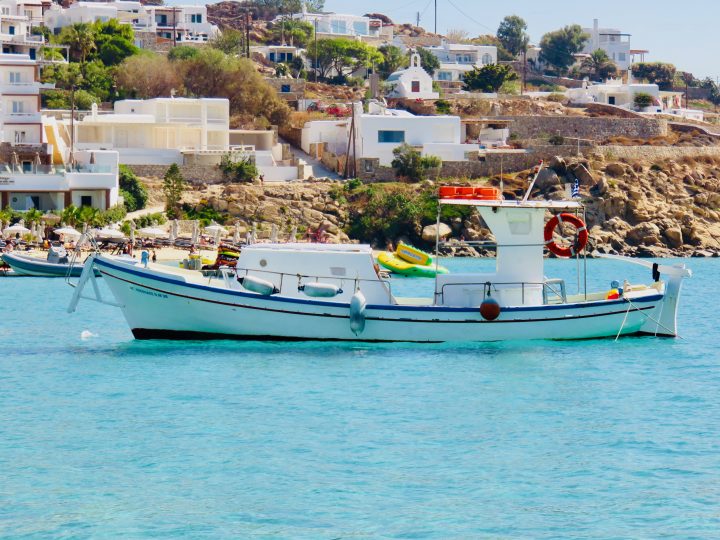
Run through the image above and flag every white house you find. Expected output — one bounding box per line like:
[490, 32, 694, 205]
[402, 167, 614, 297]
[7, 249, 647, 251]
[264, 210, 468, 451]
[44, 2, 220, 45]
[288, 8, 389, 41]
[386, 53, 439, 100]
[302, 101, 481, 166]
[423, 40, 497, 82]
[0, 149, 120, 211]
[72, 97, 230, 165]
[0, 0, 62, 61]
[0, 52, 54, 145]
[582, 19, 632, 71]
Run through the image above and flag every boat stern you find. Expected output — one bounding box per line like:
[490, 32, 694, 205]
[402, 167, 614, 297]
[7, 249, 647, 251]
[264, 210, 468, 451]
[640, 263, 692, 337]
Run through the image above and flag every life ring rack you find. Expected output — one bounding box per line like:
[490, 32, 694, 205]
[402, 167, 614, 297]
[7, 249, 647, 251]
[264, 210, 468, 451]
[544, 213, 588, 258]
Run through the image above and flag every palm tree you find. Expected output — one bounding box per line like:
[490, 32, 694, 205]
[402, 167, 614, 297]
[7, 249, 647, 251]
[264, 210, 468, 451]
[78, 206, 101, 227]
[24, 208, 43, 227]
[61, 205, 79, 227]
[59, 23, 97, 65]
[581, 50, 618, 82]
[0, 206, 14, 230]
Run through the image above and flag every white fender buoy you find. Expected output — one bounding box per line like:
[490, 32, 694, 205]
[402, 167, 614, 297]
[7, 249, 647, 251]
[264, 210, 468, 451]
[349, 290, 366, 335]
[238, 275, 278, 295]
[299, 282, 343, 298]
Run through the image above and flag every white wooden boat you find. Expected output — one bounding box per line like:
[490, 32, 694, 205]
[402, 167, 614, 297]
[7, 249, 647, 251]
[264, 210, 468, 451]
[67, 194, 691, 342]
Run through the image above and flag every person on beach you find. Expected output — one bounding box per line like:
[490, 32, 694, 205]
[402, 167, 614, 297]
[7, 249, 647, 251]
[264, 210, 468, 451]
[152, 250, 157, 263]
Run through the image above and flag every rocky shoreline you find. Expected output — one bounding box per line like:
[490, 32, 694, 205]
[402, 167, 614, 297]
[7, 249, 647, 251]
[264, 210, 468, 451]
[160, 151, 720, 258]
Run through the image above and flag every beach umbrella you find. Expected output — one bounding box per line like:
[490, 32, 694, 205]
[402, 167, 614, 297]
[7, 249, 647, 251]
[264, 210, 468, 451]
[169, 219, 178, 243]
[137, 226, 168, 238]
[129, 221, 136, 244]
[94, 227, 125, 239]
[289, 225, 297, 243]
[4, 222, 30, 237]
[270, 223, 278, 243]
[233, 224, 240, 244]
[11, 152, 18, 172]
[33, 152, 41, 172]
[191, 220, 199, 245]
[41, 213, 61, 224]
[54, 226, 81, 237]
[251, 222, 257, 244]
[204, 223, 228, 236]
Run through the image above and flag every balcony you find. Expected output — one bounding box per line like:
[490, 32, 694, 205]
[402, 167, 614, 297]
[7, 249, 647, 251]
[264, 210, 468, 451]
[0, 81, 40, 95]
[4, 112, 41, 123]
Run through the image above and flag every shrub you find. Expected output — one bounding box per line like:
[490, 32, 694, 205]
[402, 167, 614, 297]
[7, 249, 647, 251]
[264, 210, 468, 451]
[633, 92, 655, 109]
[220, 154, 258, 183]
[546, 93, 566, 103]
[434, 99, 452, 115]
[549, 134, 565, 145]
[99, 204, 127, 225]
[118, 165, 148, 211]
[181, 203, 227, 227]
[391, 144, 442, 182]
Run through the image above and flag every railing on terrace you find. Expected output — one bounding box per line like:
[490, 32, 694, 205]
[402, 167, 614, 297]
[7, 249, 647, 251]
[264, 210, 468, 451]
[0, 164, 114, 174]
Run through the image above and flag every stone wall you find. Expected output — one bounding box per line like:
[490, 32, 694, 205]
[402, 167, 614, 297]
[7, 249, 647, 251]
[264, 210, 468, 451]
[502, 115, 668, 140]
[596, 145, 720, 162]
[356, 145, 593, 182]
[128, 164, 224, 184]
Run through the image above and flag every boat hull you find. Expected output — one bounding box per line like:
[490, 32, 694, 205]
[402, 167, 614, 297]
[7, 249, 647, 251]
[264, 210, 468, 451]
[1, 252, 94, 277]
[93, 257, 673, 342]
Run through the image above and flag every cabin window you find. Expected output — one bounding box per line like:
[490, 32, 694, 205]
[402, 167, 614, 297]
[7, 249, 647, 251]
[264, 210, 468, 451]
[377, 130, 405, 143]
[411, 80, 420, 93]
[22, 161, 31, 172]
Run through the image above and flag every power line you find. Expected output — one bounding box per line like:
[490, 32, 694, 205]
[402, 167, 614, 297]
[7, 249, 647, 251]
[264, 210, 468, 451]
[445, 0, 495, 33]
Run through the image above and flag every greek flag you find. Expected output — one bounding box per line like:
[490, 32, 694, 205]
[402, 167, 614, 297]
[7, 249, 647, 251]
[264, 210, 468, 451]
[571, 178, 580, 198]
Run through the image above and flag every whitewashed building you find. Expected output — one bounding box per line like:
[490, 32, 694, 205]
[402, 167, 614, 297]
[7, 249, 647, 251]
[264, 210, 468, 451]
[582, 19, 632, 71]
[0, 0, 63, 61]
[72, 97, 231, 165]
[386, 53, 439, 100]
[0, 52, 51, 145]
[287, 9, 389, 41]
[302, 101, 482, 166]
[422, 40, 497, 82]
[44, 2, 220, 45]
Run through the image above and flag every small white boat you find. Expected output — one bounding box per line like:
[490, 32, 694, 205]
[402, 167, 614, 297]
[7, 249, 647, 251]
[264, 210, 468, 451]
[67, 192, 691, 342]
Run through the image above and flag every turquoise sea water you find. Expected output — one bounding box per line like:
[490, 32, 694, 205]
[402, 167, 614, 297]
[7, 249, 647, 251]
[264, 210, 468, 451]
[0, 257, 718, 538]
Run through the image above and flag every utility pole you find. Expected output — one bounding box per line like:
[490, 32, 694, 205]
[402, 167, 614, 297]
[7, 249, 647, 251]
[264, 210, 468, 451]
[245, 10, 251, 58]
[314, 18, 318, 83]
[172, 7, 177, 47]
[522, 49, 527, 95]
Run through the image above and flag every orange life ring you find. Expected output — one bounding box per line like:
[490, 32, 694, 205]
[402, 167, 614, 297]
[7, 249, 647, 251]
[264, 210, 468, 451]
[544, 213, 588, 257]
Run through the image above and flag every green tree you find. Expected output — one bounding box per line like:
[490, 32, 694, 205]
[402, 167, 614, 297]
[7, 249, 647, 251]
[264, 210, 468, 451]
[119, 165, 148, 212]
[496, 15, 529, 58]
[163, 164, 185, 219]
[463, 64, 518, 92]
[58, 23, 97, 65]
[306, 38, 382, 81]
[210, 29, 245, 55]
[61, 205, 80, 227]
[633, 92, 655, 109]
[581, 49, 618, 81]
[471, 35, 514, 61]
[377, 45, 408, 79]
[416, 47, 440, 76]
[220, 154, 259, 182]
[93, 19, 138, 65]
[631, 62, 676, 90]
[269, 19, 314, 48]
[539, 25, 589, 75]
[391, 144, 441, 182]
[168, 45, 199, 62]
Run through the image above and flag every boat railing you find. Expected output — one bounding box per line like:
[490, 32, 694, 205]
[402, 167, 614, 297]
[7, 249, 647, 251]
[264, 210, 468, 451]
[438, 279, 567, 306]
[233, 266, 394, 302]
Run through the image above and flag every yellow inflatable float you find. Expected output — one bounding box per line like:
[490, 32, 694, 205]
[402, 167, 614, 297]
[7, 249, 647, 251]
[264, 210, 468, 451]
[378, 243, 449, 277]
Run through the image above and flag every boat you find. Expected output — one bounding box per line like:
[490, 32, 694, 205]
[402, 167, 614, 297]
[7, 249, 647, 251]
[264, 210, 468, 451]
[67, 182, 691, 342]
[1, 244, 98, 277]
[378, 243, 449, 277]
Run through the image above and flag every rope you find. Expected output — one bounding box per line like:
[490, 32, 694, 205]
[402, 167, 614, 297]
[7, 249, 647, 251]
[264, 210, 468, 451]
[616, 296, 684, 341]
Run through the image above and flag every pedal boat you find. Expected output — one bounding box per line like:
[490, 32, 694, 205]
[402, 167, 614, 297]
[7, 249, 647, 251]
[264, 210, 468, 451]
[68, 194, 691, 342]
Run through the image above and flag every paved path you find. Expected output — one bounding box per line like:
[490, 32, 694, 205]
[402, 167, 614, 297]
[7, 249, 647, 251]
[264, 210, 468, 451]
[126, 205, 164, 220]
[280, 139, 343, 180]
